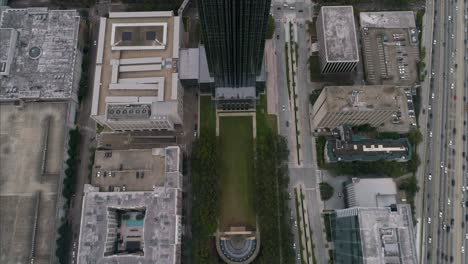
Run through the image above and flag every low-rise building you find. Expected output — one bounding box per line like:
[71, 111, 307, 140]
[77, 146, 182, 264]
[311, 85, 414, 131]
[326, 137, 412, 162]
[0, 7, 81, 102]
[325, 124, 412, 162]
[316, 6, 359, 73]
[91, 11, 183, 131]
[344, 178, 398, 208]
[331, 205, 417, 264]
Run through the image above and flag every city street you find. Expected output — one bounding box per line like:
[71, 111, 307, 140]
[272, 0, 328, 263]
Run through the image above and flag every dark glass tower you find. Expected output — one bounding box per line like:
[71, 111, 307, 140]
[198, 0, 271, 109]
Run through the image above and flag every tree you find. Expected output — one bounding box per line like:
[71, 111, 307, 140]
[266, 15, 275, 39]
[309, 89, 323, 106]
[319, 182, 334, 201]
[408, 129, 423, 146]
[407, 152, 421, 173]
[398, 175, 419, 195]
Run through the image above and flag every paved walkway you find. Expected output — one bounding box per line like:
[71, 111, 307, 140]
[265, 40, 279, 117]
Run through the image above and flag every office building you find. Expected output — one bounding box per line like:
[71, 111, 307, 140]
[197, 0, 271, 110]
[326, 124, 412, 162]
[311, 85, 411, 130]
[77, 146, 182, 264]
[0, 7, 81, 101]
[316, 6, 359, 73]
[331, 205, 417, 264]
[91, 11, 183, 131]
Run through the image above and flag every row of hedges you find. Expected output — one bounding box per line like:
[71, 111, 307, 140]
[56, 128, 81, 264]
[255, 134, 295, 263]
[190, 135, 220, 263]
[78, 44, 91, 103]
[255, 98, 295, 263]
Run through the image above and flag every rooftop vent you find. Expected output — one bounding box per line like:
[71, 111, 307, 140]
[29, 46, 42, 59]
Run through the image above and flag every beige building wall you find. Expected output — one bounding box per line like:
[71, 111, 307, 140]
[311, 86, 402, 129]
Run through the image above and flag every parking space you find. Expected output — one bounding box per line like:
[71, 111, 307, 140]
[362, 28, 419, 86]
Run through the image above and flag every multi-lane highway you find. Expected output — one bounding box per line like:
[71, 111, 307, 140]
[420, 0, 467, 263]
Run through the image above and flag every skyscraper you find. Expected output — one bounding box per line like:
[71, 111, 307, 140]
[198, 0, 271, 110]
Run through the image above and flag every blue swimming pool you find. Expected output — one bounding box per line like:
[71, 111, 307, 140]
[125, 219, 144, 227]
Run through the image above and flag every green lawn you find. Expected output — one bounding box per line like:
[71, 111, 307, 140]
[199, 96, 216, 136]
[218, 116, 256, 230]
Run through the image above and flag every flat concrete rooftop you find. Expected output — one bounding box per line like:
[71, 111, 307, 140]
[322, 85, 405, 112]
[0, 8, 80, 101]
[91, 147, 180, 192]
[343, 205, 417, 264]
[360, 11, 416, 29]
[320, 6, 359, 62]
[77, 186, 182, 264]
[345, 178, 397, 207]
[93, 12, 180, 117]
[0, 102, 69, 264]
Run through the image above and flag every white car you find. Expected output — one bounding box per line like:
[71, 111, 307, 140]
[462, 246, 465, 254]
[428, 217, 432, 224]
[463, 186, 466, 192]
[451, 83, 455, 89]
[282, 105, 286, 111]
[439, 211, 443, 218]
[428, 174, 432, 180]
[428, 236, 432, 244]
[432, 93, 435, 99]
[445, 167, 448, 174]
[449, 16, 452, 21]
[428, 105, 432, 111]
[433, 40, 437, 45]
[429, 131, 433, 138]
[466, 233, 468, 240]
[449, 140, 453, 146]
[452, 34, 455, 39]
[441, 162, 444, 168]
[450, 67, 454, 74]
[448, 198, 451, 205]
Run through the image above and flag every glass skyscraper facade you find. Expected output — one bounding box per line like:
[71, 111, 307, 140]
[331, 210, 364, 264]
[197, 0, 270, 109]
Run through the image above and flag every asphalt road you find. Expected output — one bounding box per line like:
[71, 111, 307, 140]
[68, 12, 99, 263]
[272, 1, 328, 263]
[420, 0, 468, 263]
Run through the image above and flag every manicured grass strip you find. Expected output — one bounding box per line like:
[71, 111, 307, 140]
[218, 116, 256, 230]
